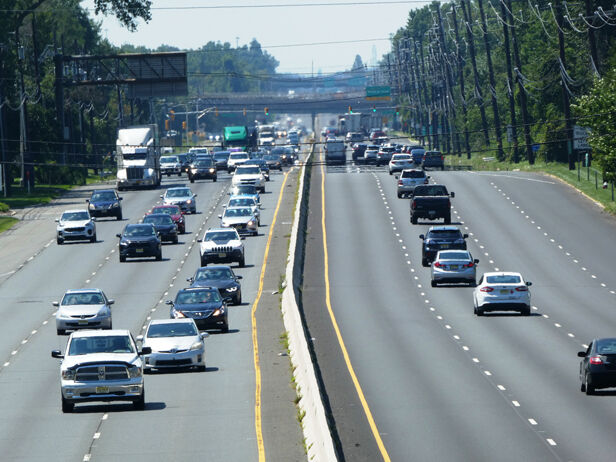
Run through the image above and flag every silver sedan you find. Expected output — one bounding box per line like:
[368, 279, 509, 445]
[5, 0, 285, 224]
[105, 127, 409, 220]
[54, 288, 113, 335]
[431, 250, 478, 286]
[138, 319, 208, 372]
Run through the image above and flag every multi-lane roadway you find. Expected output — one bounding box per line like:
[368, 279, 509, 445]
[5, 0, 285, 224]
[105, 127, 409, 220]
[302, 141, 616, 461]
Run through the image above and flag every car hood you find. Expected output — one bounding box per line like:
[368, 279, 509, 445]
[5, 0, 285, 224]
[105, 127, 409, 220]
[59, 219, 91, 227]
[144, 336, 199, 352]
[149, 223, 175, 231]
[175, 302, 222, 312]
[121, 236, 158, 244]
[191, 280, 236, 290]
[62, 353, 140, 369]
[164, 197, 191, 203]
[222, 216, 253, 225]
[58, 304, 107, 316]
[90, 200, 118, 207]
[234, 174, 262, 181]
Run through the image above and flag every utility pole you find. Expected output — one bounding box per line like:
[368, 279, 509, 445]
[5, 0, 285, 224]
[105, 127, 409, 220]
[477, 0, 504, 160]
[500, 0, 519, 163]
[451, 6, 471, 159]
[412, 38, 429, 146]
[0, 44, 8, 196]
[16, 31, 32, 189]
[460, 0, 490, 145]
[506, 0, 533, 163]
[584, 0, 600, 75]
[556, 1, 575, 170]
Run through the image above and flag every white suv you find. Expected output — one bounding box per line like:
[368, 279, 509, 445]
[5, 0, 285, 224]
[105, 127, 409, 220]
[198, 228, 245, 267]
[56, 209, 96, 244]
[227, 152, 250, 173]
[232, 165, 266, 192]
[51, 329, 150, 413]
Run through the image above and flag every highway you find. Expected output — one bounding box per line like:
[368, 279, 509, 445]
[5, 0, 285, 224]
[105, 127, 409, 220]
[0, 165, 304, 460]
[301, 142, 616, 461]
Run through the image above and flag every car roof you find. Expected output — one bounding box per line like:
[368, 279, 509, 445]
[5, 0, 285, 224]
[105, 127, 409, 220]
[436, 250, 470, 257]
[92, 189, 116, 194]
[152, 204, 180, 210]
[482, 271, 523, 277]
[198, 264, 232, 270]
[62, 209, 90, 214]
[70, 329, 131, 339]
[428, 225, 460, 231]
[206, 227, 239, 233]
[178, 286, 217, 293]
[229, 195, 257, 201]
[144, 213, 172, 219]
[126, 223, 154, 229]
[166, 187, 191, 191]
[64, 288, 103, 294]
[148, 318, 196, 326]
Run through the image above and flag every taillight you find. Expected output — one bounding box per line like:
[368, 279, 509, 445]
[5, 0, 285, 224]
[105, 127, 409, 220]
[411, 200, 416, 209]
[398, 180, 403, 186]
[515, 286, 528, 292]
[422, 155, 426, 160]
[590, 356, 603, 365]
[434, 262, 443, 268]
[480, 287, 494, 292]
[441, 156, 444, 161]
[464, 262, 474, 268]
[424, 179, 429, 184]
[447, 199, 451, 207]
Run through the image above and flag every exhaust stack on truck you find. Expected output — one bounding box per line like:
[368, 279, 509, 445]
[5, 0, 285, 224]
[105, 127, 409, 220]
[116, 124, 161, 191]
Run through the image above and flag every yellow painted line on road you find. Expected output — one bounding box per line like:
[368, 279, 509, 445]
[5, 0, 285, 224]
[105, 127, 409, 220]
[320, 156, 392, 462]
[252, 168, 292, 462]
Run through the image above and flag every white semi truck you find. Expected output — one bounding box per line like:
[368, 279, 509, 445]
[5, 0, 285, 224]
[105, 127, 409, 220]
[116, 124, 161, 191]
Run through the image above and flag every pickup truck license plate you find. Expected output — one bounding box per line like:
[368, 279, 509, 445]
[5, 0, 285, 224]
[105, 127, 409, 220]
[96, 386, 109, 394]
[136, 248, 144, 253]
[218, 253, 226, 258]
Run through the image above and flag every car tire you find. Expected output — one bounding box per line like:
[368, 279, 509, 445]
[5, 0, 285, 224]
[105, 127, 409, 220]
[239, 256, 245, 268]
[213, 177, 217, 182]
[119, 254, 126, 263]
[178, 172, 182, 177]
[585, 374, 595, 395]
[522, 306, 531, 316]
[235, 292, 242, 305]
[61, 395, 74, 413]
[57, 238, 64, 245]
[431, 280, 437, 287]
[133, 390, 145, 410]
[411, 215, 418, 224]
[475, 307, 484, 316]
[190, 177, 195, 183]
[57, 329, 66, 336]
[444, 214, 451, 225]
[90, 233, 97, 243]
[197, 364, 206, 372]
[441, 165, 445, 171]
[173, 235, 178, 244]
[156, 251, 162, 261]
[166, 173, 171, 177]
[397, 192, 402, 198]
[422, 258, 429, 267]
[389, 170, 392, 175]
[116, 211, 123, 221]
[221, 323, 229, 333]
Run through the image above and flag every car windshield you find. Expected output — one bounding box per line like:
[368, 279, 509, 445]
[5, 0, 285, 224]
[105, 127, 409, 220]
[193, 160, 213, 168]
[485, 275, 522, 284]
[596, 339, 616, 354]
[61, 211, 90, 221]
[176, 154, 188, 162]
[62, 292, 104, 305]
[68, 335, 135, 356]
[264, 155, 280, 161]
[225, 208, 252, 217]
[161, 156, 179, 163]
[205, 231, 238, 241]
[417, 186, 448, 195]
[176, 290, 221, 304]
[155, 206, 180, 215]
[393, 155, 412, 161]
[229, 198, 256, 207]
[235, 167, 260, 175]
[195, 267, 234, 281]
[124, 225, 155, 237]
[214, 152, 230, 160]
[428, 230, 463, 239]
[438, 251, 470, 260]
[234, 186, 257, 194]
[144, 215, 173, 225]
[230, 153, 249, 160]
[401, 170, 425, 178]
[166, 189, 191, 198]
[91, 191, 116, 202]
[147, 322, 198, 338]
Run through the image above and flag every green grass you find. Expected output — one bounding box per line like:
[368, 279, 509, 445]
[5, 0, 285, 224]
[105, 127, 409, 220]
[0, 217, 18, 234]
[0, 184, 73, 209]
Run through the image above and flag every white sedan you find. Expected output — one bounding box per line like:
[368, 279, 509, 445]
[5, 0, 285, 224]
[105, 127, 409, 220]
[388, 153, 414, 175]
[137, 319, 208, 372]
[473, 272, 532, 316]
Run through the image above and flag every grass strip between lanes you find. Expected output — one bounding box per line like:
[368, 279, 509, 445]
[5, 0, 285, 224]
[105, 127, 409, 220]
[0, 217, 18, 234]
[251, 168, 291, 462]
[319, 154, 392, 462]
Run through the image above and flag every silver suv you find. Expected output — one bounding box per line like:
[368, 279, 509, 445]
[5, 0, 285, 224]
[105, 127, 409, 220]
[198, 228, 245, 267]
[51, 329, 150, 413]
[396, 169, 429, 198]
[56, 209, 97, 244]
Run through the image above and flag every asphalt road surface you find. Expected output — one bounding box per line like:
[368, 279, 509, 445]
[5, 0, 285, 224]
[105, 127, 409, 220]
[302, 145, 616, 461]
[0, 163, 304, 461]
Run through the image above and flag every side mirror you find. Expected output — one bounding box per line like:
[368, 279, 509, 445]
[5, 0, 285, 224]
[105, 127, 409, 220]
[119, 197, 123, 201]
[427, 176, 431, 179]
[236, 275, 243, 280]
[395, 175, 399, 179]
[55, 218, 59, 223]
[52, 301, 59, 307]
[51, 350, 63, 359]
[526, 281, 532, 287]
[165, 300, 173, 305]
[139, 347, 152, 355]
[577, 351, 586, 358]
[218, 215, 222, 219]
[187, 277, 194, 282]
[200, 332, 209, 340]
[160, 195, 164, 199]
[241, 236, 246, 240]
[419, 234, 425, 240]
[116, 233, 122, 238]
[108, 299, 115, 305]
[197, 239, 202, 243]
[463, 234, 469, 239]
[136, 335, 144, 342]
[474, 259, 480, 264]
[450, 191, 455, 198]
[85, 199, 90, 203]
[193, 194, 198, 197]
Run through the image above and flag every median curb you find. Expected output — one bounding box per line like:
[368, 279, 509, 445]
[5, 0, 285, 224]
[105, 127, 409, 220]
[281, 145, 338, 461]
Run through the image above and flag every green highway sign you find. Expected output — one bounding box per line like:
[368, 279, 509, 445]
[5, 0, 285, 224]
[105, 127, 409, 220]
[366, 86, 391, 101]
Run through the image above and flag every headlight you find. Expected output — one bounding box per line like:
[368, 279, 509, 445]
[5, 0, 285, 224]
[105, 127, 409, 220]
[128, 366, 142, 378]
[186, 199, 192, 204]
[191, 168, 197, 173]
[190, 341, 204, 351]
[57, 310, 71, 319]
[209, 168, 215, 173]
[62, 369, 76, 380]
[248, 220, 254, 226]
[172, 308, 185, 318]
[226, 287, 238, 292]
[88, 203, 95, 210]
[213, 307, 224, 316]
[97, 306, 110, 317]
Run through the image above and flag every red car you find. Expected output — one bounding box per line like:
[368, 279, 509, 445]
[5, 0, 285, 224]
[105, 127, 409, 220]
[149, 204, 186, 234]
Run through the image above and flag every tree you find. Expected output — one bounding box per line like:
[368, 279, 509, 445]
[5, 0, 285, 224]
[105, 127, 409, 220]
[351, 54, 364, 71]
[573, 70, 616, 182]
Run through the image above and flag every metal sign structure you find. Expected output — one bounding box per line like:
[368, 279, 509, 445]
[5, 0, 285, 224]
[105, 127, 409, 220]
[573, 125, 591, 151]
[366, 86, 391, 101]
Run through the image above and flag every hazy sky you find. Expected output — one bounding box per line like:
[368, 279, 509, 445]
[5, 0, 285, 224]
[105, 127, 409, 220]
[84, 0, 425, 74]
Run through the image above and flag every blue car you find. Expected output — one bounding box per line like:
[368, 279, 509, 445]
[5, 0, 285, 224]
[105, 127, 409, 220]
[87, 189, 123, 220]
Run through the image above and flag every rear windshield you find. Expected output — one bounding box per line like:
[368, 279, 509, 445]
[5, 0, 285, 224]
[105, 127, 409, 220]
[428, 230, 463, 239]
[438, 251, 470, 260]
[401, 170, 425, 178]
[415, 185, 448, 195]
[485, 275, 522, 284]
[596, 339, 616, 354]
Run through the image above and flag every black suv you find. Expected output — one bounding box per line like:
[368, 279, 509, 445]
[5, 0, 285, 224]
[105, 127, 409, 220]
[419, 226, 468, 267]
[87, 189, 123, 220]
[352, 143, 367, 162]
[422, 151, 445, 170]
[188, 157, 218, 183]
[117, 223, 162, 262]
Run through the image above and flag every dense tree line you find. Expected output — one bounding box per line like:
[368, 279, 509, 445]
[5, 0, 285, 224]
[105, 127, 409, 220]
[387, 0, 616, 178]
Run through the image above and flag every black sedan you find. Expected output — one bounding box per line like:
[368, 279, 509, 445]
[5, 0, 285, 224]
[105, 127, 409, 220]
[168, 287, 229, 332]
[142, 213, 178, 243]
[263, 154, 282, 171]
[117, 223, 162, 262]
[188, 158, 217, 183]
[86, 189, 123, 220]
[578, 338, 616, 394]
[187, 265, 243, 305]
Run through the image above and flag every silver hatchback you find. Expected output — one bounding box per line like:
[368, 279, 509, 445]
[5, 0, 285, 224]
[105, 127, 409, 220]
[431, 250, 478, 286]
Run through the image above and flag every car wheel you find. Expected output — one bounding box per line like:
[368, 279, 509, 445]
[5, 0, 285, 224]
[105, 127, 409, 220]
[156, 251, 162, 261]
[61, 395, 74, 413]
[221, 323, 229, 333]
[397, 192, 402, 198]
[119, 254, 126, 263]
[197, 364, 206, 372]
[444, 214, 451, 225]
[422, 258, 429, 267]
[431, 280, 437, 287]
[133, 390, 145, 410]
[116, 211, 123, 221]
[389, 170, 392, 175]
[178, 172, 182, 177]
[585, 374, 595, 395]
[235, 292, 242, 305]
[522, 306, 531, 316]
[213, 177, 217, 182]
[475, 307, 484, 316]
[441, 165, 445, 171]
[239, 256, 245, 268]
[173, 235, 178, 244]
[166, 173, 171, 177]
[57, 329, 66, 336]
[411, 215, 418, 224]
[57, 237, 64, 245]
[190, 177, 195, 183]
[180, 227, 185, 235]
[90, 233, 97, 243]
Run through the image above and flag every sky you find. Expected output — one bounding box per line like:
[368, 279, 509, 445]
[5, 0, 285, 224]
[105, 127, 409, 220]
[83, 0, 426, 74]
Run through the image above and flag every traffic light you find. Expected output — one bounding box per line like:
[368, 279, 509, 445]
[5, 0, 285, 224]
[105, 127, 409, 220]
[264, 107, 269, 116]
[348, 105, 353, 114]
[169, 109, 175, 121]
[182, 121, 187, 130]
[215, 107, 219, 117]
[165, 119, 169, 130]
[243, 108, 247, 116]
[395, 106, 400, 115]
[372, 106, 376, 113]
